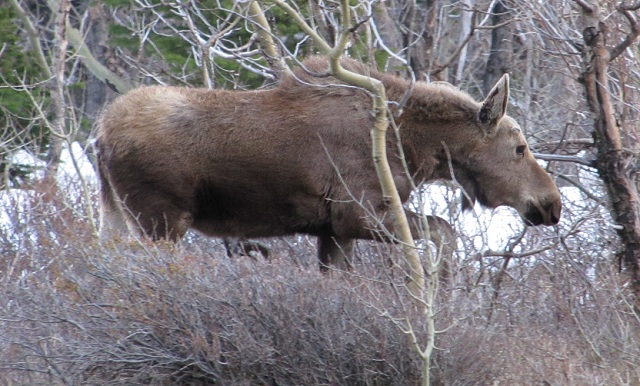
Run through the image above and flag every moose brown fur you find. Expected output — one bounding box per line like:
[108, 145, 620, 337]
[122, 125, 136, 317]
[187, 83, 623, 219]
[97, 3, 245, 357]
[96, 56, 561, 269]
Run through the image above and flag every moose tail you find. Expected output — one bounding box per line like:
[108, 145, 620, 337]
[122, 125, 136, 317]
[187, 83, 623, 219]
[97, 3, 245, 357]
[95, 140, 131, 242]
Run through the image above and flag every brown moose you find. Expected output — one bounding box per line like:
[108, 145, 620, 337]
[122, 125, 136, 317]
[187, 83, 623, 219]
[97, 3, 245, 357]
[96, 56, 561, 269]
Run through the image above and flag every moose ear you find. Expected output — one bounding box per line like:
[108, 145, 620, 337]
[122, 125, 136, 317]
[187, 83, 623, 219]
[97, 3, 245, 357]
[478, 74, 509, 129]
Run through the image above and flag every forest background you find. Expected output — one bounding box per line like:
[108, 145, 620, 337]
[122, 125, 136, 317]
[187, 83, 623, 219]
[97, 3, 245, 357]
[1, 0, 640, 384]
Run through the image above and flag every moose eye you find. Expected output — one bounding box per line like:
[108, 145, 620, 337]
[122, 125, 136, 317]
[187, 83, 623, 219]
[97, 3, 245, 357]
[516, 145, 526, 157]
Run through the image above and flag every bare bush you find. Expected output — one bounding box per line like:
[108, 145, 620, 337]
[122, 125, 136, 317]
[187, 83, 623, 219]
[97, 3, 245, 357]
[0, 185, 638, 385]
[1, 214, 426, 384]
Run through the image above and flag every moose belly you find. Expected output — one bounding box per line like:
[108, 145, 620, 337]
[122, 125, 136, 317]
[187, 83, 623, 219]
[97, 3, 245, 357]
[190, 178, 328, 238]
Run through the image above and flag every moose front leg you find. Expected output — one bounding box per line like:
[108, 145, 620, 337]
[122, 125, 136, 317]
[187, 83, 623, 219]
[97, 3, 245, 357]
[405, 212, 456, 255]
[331, 200, 456, 249]
[357, 207, 455, 247]
[405, 212, 457, 286]
[317, 234, 354, 272]
[328, 200, 456, 274]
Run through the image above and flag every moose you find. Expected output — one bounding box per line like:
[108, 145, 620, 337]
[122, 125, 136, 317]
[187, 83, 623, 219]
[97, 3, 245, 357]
[96, 56, 561, 270]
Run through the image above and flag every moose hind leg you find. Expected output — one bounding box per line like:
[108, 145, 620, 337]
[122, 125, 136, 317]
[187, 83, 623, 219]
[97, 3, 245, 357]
[125, 194, 193, 242]
[99, 188, 131, 241]
[318, 235, 354, 271]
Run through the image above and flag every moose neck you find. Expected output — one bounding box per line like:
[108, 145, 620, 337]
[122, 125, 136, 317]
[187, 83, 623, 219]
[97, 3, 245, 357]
[381, 79, 480, 185]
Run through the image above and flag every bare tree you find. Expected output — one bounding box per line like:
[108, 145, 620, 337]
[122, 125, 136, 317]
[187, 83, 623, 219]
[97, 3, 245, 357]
[574, 0, 640, 304]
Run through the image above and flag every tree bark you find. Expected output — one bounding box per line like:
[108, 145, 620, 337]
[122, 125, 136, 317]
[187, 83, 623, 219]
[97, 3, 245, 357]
[455, 0, 474, 83]
[371, 1, 405, 70]
[82, 4, 116, 142]
[577, 0, 640, 304]
[45, 0, 71, 180]
[398, 0, 437, 80]
[483, 0, 512, 95]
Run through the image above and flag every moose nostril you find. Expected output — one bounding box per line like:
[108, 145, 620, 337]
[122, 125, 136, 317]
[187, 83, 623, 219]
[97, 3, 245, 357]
[524, 205, 544, 226]
[544, 200, 561, 225]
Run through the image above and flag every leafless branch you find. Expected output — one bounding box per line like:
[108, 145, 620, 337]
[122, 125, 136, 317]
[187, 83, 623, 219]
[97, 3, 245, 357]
[556, 173, 603, 202]
[533, 152, 597, 168]
[610, 8, 640, 61]
[619, 1, 640, 11]
[573, 0, 597, 14]
[482, 242, 558, 259]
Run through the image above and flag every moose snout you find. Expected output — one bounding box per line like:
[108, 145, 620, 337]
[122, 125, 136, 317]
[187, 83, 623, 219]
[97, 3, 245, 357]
[523, 197, 561, 226]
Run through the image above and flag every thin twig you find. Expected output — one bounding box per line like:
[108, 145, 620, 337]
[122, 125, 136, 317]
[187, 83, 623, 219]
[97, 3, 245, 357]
[533, 152, 597, 168]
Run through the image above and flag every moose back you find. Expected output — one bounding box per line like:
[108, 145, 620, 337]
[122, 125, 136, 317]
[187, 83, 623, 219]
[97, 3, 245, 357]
[96, 56, 561, 269]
